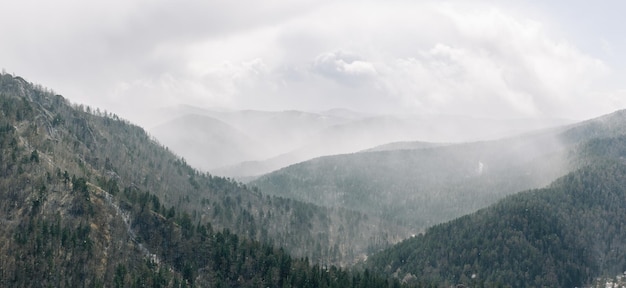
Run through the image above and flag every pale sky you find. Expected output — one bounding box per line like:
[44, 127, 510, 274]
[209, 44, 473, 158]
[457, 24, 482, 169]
[1, 0, 625, 126]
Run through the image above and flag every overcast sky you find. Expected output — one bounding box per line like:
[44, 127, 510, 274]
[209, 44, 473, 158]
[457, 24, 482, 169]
[1, 0, 625, 126]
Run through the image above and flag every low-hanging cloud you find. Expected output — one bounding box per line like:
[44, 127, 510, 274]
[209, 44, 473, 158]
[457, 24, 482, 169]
[0, 0, 622, 126]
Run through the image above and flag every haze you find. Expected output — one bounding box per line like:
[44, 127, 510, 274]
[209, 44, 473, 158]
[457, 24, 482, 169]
[1, 0, 625, 127]
[2, 0, 626, 177]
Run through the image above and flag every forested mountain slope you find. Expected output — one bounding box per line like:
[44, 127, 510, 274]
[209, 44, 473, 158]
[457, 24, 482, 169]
[0, 73, 408, 286]
[251, 129, 567, 231]
[367, 141, 626, 287]
[251, 110, 626, 233]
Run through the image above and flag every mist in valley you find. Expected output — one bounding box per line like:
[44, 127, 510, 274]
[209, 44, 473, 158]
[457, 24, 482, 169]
[3, 0, 626, 286]
[148, 104, 573, 179]
[251, 121, 576, 231]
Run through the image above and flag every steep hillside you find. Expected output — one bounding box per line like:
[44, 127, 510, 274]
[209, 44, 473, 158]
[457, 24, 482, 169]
[251, 110, 626, 234]
[367, 147, 626, 287]
[251, 128, 569, 230]
[0, 73, 409, 286]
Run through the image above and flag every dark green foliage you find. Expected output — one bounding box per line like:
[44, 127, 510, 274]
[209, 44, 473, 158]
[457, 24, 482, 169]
[251, 130, 570, 232]
[368, 155, 626, 287]
[0, 72, 408, 265]
[29, 150, 39, 163]
[0, 73, 405, 287]
[98, 176, 120, 195]
[252, 110, 626, 239]
[52, 113, 64, 127]
[7, 71, 626, 287]
[128, 198, 403, 287]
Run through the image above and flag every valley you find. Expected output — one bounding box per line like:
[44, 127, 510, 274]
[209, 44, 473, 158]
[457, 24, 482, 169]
[2, 72, 626, 287]
[148, 106, 570, 179]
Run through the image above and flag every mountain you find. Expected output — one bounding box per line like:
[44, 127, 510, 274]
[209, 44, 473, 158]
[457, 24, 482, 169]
[0, 73, 407, 286]
[5, 72, 626, 287]
[150, 108, 354, 177]
[250, 110, 626, 234]
[150, 106, 571, 179]
[150, 114, 269, 171]
[362, 141, 447, 153]
[366, 142, 626, 287]
[250, 130, 565, 231]
[212, 152, 303, 183]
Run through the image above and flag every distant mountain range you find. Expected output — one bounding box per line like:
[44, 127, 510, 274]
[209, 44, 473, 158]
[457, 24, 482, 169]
[250, 110, 626, 233]
[151, 114, 268, 170]
[4, 72, 626, 287]
[0, 73, 408, 286]
[367, 142, 626, 287]
[149, 105, 572, 178]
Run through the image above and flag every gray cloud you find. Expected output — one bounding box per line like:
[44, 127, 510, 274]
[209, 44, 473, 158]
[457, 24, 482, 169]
[1, 0, 624, 126]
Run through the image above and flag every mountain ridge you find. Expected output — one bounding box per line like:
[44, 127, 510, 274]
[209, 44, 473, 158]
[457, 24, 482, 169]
[367, 154, 626, 287]
[150, 105, 572, 179]
[0, 73, 410, 286]
[4, 71, 626, 287]
[250, 108, 626, 235]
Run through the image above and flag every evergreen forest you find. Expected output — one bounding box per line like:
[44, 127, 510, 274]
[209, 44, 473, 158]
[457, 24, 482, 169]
[3, 72, 626, 287]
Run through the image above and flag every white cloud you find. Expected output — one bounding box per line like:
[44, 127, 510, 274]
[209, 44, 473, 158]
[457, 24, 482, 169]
[312, 51, 377, 83]
[337, 60, 377, 76]
[1, 0, 624, 125]
[437, 5, 610, 118]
